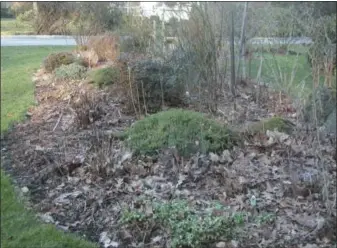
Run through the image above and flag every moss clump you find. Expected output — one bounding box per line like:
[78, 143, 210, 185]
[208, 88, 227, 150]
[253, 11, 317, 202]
[125, 109, 238, 157]
[247, 117, 295, 135]
[88, 67, 120, 87]
[54, 63, 87, 80]
[43, 52, 76, 72]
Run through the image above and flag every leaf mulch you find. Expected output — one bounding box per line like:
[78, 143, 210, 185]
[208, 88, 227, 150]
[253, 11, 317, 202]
[1, 69, 336, 248]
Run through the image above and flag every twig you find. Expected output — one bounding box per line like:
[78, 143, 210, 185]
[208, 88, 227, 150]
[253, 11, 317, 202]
[52, 97, 71, 131]
[135, 78, 142, 115]
[128, 66, 138, 118]
[141, 80, 148, 116]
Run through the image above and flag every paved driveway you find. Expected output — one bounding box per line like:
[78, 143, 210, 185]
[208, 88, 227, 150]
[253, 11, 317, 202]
[1, 35, 76, 46]
[1, 35, 313, 47]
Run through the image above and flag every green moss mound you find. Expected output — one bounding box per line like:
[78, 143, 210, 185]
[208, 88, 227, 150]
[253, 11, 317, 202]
[126, 109, 238, 157]
[88, 67, 120, 87]
[247, 117, 295, 135]
[54, 63, 87, 80]
[43, 52, 76, 72]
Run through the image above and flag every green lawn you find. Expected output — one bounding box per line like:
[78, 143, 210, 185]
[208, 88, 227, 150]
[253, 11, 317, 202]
[248, 51, 336, 99]
[1, 18, 34, 36]
[250, 53, 311, 93]
[1, 46, 74, 132]
[1, 46, 97, 248]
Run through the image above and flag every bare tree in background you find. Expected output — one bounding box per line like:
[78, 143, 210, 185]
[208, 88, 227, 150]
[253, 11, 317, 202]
[230, 10, 236, 101]
[33, 2, 74, 35]
[236, 2, 248, 81]
[164, 2, 240, 113]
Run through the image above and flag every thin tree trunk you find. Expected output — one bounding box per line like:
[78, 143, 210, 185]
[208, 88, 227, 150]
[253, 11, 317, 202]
[230, 10, 236, 98]
[236, 2, 248, 80]
[248, 54, 252, 79]
[219, 4, 225, 94]
[33, 2, 38, 13]
[152, 20, 156, 55]
[256, 55, 263, 106]
[33, 2, 39, 33]
[242, 42, 246, 79]
[162, 19, 165, 55]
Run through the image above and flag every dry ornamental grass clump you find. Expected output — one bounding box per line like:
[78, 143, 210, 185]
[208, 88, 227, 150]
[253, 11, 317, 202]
[74, 34, 120, 68]
[86, 33, 120, 62]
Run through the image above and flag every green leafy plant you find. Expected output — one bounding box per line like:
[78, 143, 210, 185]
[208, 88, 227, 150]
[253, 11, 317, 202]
[120, 210, 147, 223]
[43, 52, 76, 72]
[87, 67, 120, 87]
[54, 63, 87, 80]
[120, 200, 244, 248]
[255, 213, 276, 226]
[126, 109, 239, 157]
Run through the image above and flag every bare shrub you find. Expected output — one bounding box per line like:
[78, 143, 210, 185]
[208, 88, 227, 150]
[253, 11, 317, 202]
[71, 17, 101, 47]
[167, 3, 233, 113]
[86, 33, 121, 63]
[85, 128, 130, 177]
[21, 2, 75, 35]
[71, 92, 105, 128]
[120, 13, 153, 54]
[116, 59, 186, 116]
[120, 28, 153, 54]
[120, 35, 150, 54]
[10, 2, 33, 16]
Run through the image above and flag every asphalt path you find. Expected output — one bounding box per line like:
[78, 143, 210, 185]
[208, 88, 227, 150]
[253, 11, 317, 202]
[1, 35, 77, 46]
[0, 35, 313, 47]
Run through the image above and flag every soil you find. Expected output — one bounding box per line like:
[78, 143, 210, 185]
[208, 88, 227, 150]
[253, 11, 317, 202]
[1, 66, 336, 248]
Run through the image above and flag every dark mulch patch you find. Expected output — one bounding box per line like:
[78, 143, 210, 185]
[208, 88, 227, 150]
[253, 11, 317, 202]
[1, 69, 336, 248]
